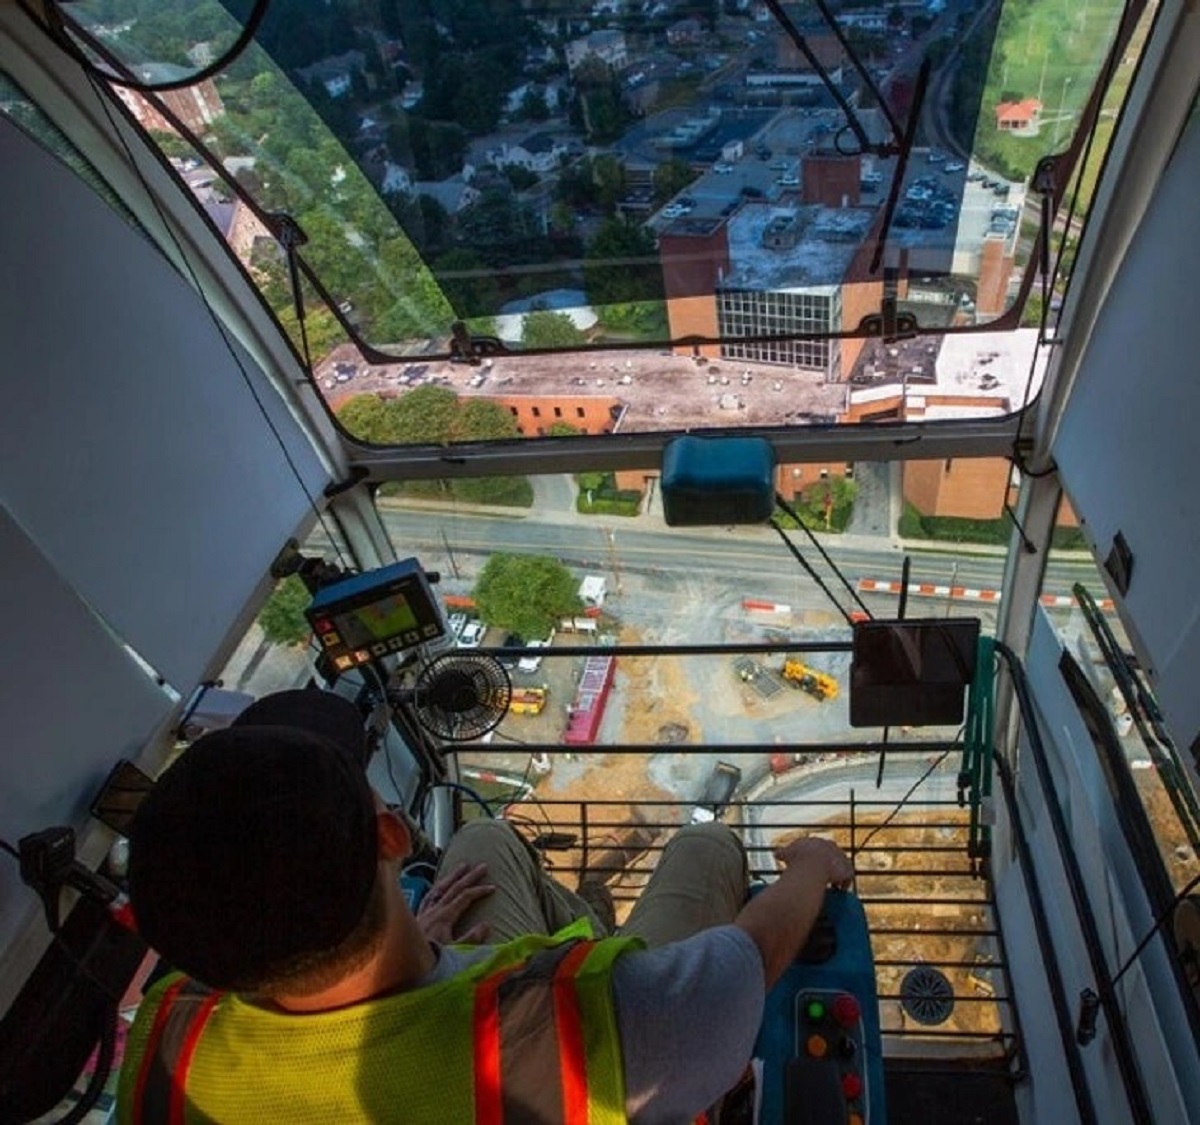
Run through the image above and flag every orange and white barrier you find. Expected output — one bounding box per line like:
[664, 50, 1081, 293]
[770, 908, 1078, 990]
[856, 578, 1113, 610]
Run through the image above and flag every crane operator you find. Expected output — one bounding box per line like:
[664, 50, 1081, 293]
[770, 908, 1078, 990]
[117, 689, 853, 1124]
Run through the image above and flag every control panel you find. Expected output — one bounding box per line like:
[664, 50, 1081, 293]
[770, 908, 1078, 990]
[306, 558, 444, 674]
[787, 989, 869, 1123]
[754, 889, 885, 1124]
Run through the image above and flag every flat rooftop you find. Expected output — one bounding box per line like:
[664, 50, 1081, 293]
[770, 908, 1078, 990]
[317, 330, 1043, 436]
[722, 201, 874, 292]
[849, 329, 1047, 418]
[317, 346, 848, 432]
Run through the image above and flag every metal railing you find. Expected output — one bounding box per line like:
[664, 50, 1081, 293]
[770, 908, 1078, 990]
[494, 786, 1020, 1061]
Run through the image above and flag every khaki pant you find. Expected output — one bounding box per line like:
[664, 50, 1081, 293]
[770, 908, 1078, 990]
[438, 819, 748, 947]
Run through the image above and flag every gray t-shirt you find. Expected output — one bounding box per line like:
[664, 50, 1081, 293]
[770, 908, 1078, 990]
[427, 925, 765, 1124]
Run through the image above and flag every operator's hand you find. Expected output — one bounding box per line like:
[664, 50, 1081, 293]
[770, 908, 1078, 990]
[775, 836, 855, 890]
[416, 861, 495, 945]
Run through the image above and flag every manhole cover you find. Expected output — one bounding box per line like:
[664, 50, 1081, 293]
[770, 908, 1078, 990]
[656, 722, 689, 743]
[900, 965, 955, 1025]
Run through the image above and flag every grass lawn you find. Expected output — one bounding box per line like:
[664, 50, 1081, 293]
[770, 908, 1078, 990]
[970, 0, 1126, 185]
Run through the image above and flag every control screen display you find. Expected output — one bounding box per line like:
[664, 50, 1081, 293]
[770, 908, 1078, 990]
[335, 593, 419, 648]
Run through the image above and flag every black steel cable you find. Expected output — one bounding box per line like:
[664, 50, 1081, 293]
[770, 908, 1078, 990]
[774, 493, 874, 619]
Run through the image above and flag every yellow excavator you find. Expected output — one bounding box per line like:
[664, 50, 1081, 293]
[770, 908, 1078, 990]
[781, 659, 839, 701]
[509, 686, 548, 715]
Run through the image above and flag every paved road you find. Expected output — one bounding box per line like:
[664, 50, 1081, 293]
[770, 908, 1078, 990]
[370, 503, 1098, 599]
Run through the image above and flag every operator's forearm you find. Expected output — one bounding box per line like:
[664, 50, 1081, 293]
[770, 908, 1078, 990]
[734, 868, 828, 990]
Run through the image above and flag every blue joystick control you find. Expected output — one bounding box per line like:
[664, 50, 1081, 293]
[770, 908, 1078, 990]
[753, 889, 886, 1124]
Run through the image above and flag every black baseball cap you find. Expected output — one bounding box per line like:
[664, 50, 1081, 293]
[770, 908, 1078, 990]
[128, 690, 379, 991]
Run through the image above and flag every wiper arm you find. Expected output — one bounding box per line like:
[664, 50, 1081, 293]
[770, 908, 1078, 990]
[869, 57, 931, 274]
[763, 0, 902, 156]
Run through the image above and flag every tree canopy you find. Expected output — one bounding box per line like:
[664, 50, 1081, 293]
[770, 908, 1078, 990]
[473, 554, 582, 639]
[522, 309, 587, 349]
[337, 390, 530, 506]
[584, 219, 665, 308]
[257, 575, 311, 645]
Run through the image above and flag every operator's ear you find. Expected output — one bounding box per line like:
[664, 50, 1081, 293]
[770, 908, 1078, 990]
[377, 807, 413, 862]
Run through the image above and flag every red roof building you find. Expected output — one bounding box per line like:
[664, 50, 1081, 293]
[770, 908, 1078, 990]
[994, 99, 1042, 134]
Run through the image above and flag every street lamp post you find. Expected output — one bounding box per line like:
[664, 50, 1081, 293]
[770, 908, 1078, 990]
[1054, 75, 1074, 147]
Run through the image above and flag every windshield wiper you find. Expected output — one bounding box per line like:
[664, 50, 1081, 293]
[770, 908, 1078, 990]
[869, 57, 931, 274]
[763, 0, 903, 157]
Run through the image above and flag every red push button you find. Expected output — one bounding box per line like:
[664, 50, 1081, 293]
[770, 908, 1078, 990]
[841, 1072, 863, 1100]
[832, 993, 861, 1027]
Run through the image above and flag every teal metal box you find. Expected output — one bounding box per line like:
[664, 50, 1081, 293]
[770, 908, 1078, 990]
[660, 436, 777, 526]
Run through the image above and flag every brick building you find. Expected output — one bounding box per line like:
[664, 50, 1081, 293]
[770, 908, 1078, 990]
[659, 191, 882, 380]
[115, 73, 225, 135]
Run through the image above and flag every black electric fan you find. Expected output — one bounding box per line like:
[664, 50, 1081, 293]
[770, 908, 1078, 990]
[411, 653, 512, 742]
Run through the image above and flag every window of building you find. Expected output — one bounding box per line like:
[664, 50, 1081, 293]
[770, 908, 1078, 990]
[532, 406, 541, 418]
[576, 407, 586, 418]
[554, 406, 563, 418]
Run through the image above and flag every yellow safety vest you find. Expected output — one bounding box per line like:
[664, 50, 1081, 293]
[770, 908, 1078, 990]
[117, 924, 642, 1124]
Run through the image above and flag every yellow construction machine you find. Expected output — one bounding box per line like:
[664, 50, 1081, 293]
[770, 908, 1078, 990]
[781, 659, 839, 701]
[509, 687, 548, 715]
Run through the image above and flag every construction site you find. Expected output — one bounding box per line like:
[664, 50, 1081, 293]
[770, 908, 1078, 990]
[451, 612, 1018, 1053]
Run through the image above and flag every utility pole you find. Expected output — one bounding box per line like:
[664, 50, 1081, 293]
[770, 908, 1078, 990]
[1054, 76, 1073, 147]
[604, 527, 624, 597]
[440, 529, 461, 580]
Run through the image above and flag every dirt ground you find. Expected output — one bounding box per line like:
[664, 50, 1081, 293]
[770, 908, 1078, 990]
[776, 809, 1007, 1040]
[506, 628, 701, 918]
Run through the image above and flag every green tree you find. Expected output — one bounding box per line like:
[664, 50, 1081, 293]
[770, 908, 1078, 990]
[336, 394, 400, 443]
[522, 309, 587, 348]
[460, 398, 520, 439]
[258, 576, 312, 645]
[652, 158, 697, 206]
[592, 154, 627, 215]
[433, 248, 501, 318]
[596, 300, 668, 339]
[519, 87, 550, 122]
[547, 422, 582, 437]
[391, 385, 460, 444]
[504, 164, 539, 192]
[473, 553, 582, 638]
[584, 219, 664, 308]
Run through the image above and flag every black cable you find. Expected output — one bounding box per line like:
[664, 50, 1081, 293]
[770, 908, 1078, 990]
[37, 998, 121, 1125]
[1112, 873, 1200, 989]
[1, 836, 19, 860]
[427, 781, 494, 818]
[33, 0, 271, 93]
[852, 738, 960, 857]
[774, 494, 873, 619]
[77, 67, 352, 573]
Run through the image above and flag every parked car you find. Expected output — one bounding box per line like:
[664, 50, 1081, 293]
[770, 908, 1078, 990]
[458, 621, 486, 648]
[498, 633, 526, 669]
[518, 631, 555, 672]
[690, 761, 743, 824]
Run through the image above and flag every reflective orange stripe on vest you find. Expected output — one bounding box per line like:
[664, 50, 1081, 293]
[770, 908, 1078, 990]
[132, 978, 223, 1125]
[551, 942, 592, 1125]
[473, 940, 597, 1125]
